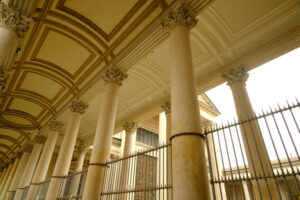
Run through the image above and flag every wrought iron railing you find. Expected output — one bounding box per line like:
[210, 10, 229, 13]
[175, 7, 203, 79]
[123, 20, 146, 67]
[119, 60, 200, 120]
[20, 186, 29, 200]
[18, 101, 300, 200]
[55, 170, 87, 199]
[204, 101, 300, 200]
[100, 144, 172, 200]
[34, 180, 50, 200]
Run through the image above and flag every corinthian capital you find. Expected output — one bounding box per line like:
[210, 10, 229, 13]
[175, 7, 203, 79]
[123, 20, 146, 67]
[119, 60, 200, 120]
[69, 99, 89, 114]
[49, 120, 63, 132]
[0, 3, 32, 38]
[161, 101, 171, 114]
[102, 66, 127, 85]
[123, 121, 137, 133]
[33, 134, 47, 144]
[0, 70, 10, 93]
[222, 66, 249, 85]
[22, 144, 33, 153]
[162, 5, 197, 31]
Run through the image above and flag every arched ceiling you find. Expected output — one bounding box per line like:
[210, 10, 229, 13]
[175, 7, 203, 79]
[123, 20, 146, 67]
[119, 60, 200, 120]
[0, 0, 299, 166]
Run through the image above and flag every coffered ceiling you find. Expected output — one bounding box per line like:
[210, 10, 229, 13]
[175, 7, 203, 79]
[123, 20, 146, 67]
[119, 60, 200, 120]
[0, 0, 299, 166]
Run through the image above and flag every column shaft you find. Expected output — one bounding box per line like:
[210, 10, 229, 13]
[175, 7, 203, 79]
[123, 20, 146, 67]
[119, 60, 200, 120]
[0, 163, 13, 195]
[6, 152, 30, 200]
[0, 27, 17, 67]
[68, 148, 87, 196]
[0, 158, 20, 199]
[26, 130, 59, 200]
[119, 121, 136, 199]
[14, 143, 43, 200]
[123, 130, 136, 157]
[168, 13, 210, 200]
[82, 82, 121, 200]
[45, 112, 83, 200]
[224, 67, 280, 199]
[0, 168, 8, 187]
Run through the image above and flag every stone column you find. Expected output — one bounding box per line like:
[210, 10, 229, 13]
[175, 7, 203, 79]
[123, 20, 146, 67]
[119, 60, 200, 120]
[242, 181, 251, 200]
[161, 102, 172, 200]
[162, 5, 211, 200]
[45, 100, 88, 200]
[6, 150, 30, 200]
[26, 121, 63, 200]
[119, 121, 137, 196]
[0, 157, 20, 199]
[82, 66, 127, 200]
[0, 2, 31, 92]
[0, 162, 13, 195]
[68, 145, 87, 197]
[14, 138, 44, 200]
[0, 168, 7, 184]
[223, 66, 280, 199]
[123, 121, 137, 157]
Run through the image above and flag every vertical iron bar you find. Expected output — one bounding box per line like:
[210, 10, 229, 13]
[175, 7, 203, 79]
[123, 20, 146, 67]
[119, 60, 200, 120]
[206, 133, 217, 200]
[228, 125, 246, 200]
[216, 128, 232, 200]
[221, 124, 238, 199]
[240, 119, 263, 200]
[271, 112, 294, 199]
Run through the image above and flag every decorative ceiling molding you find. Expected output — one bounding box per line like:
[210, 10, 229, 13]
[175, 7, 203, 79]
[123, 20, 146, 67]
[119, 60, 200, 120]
[56, 0, 149, 42]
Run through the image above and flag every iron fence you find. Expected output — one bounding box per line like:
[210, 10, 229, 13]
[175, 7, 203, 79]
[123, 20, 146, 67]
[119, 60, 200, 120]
[204, 101, 300, 200]
[20, 186, 29, 200]
[55, 170, 87, 199]
[34, 180, 50, 200]
[100, 143, 172, 200]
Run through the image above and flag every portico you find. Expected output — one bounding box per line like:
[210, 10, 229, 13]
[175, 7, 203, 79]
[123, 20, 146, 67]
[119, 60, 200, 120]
[0, 0, 299, 199]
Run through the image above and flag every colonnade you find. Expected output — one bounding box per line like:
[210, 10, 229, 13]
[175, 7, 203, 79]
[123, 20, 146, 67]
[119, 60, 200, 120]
[0, 2, 278, 200]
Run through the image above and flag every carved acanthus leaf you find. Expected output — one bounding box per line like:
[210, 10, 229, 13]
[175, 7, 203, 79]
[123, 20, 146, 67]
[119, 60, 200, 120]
[162, 5, 197, 31]
[161, 101, 171, 114]
[69, 99, 89, 114]
[123, 121, 137, 133]
[0, 70, 10, 92]
[222, 66, 249, 85]
[32, 134, 47, 144]
[49, 120, 63, 132]
[102, 66, 127, 85]
[23, 144, 33, 153]
[0, 3, 32, 38]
